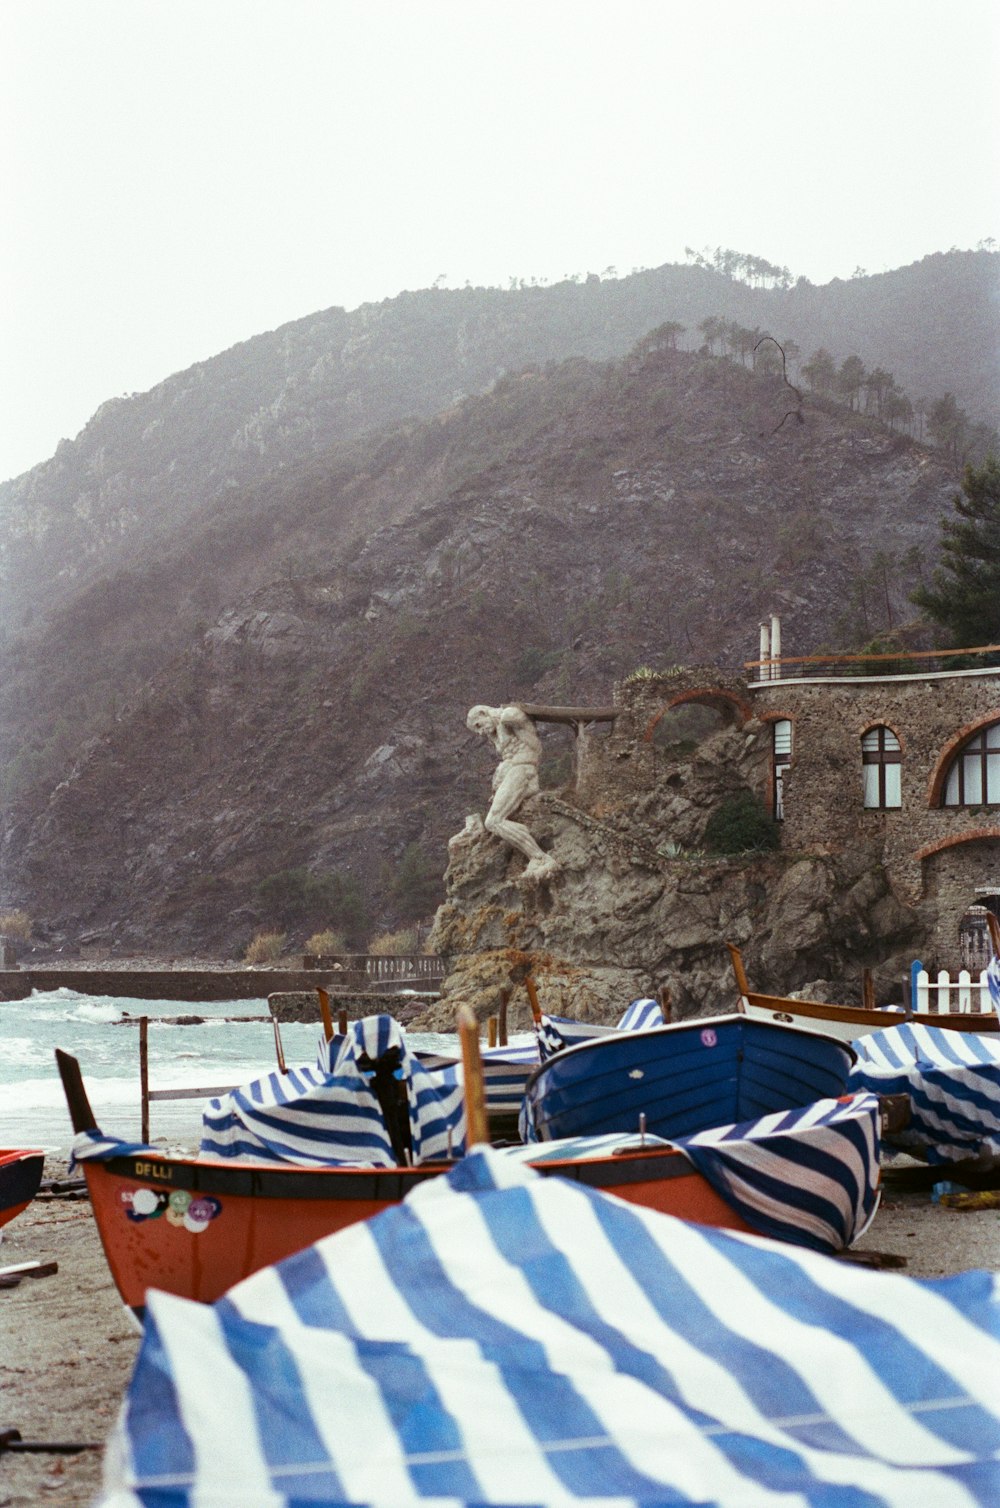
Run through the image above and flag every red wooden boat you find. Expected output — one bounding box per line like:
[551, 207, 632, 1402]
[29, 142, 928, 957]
[56, 1048, 754, 1315]
[0, 1148, 45, 1230]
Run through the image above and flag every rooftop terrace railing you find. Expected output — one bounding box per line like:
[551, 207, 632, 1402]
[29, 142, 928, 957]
[746, 643, 1000, 684]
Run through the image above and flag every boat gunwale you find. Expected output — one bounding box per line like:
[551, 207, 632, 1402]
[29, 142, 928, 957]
[740, 990, 1000, 1033]
[80, 1139, 699, 1200]
[522, 1010, 857, 1100]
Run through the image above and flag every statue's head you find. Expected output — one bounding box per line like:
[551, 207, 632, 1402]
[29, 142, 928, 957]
[466, 704, 497, 735]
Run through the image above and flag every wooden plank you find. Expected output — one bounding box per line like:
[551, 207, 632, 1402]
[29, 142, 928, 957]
[0, 1260, 58, 1279]
[518, 702, 617, 724]
[744, 642, 1000, 671]
[147, 1085, 239, 1102]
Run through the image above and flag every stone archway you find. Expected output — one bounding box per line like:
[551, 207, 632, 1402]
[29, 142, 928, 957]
[920, 834, 1000, 969]
[642, 688, 753, 743]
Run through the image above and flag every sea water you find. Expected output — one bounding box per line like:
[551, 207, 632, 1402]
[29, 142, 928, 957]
[0, 987, 458, 1155]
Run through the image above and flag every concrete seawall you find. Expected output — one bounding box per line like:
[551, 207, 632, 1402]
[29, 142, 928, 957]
[0, 968, 351, 1003]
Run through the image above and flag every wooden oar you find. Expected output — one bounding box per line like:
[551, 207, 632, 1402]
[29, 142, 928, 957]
[458, 1006, 489, 1146]
[498, 986, 510, 1046]
[272, 1016, 288, 1074]
[524, 974, 542, 1024]
[726, 943, 751, 996]
[316, 986, 334, 1043]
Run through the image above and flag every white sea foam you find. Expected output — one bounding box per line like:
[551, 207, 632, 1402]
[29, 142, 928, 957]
[70, 1000, 124, 1024]
[3, 1036, 39, 1068]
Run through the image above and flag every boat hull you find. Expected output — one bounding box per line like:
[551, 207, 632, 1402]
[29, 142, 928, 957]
[739, 992, 998, 1042]
[522, 1013, 854, 1143]
[0, 1149, 45, 1230]
[78, 1144, 751, 1313]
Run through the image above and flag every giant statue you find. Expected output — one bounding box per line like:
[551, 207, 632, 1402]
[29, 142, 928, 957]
[464, 703, 559, 883]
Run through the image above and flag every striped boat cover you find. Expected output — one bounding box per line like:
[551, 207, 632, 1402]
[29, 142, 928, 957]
[988, 953, 1000, 1010]
[501, 1092, 881, 1253]
[413, 1039, 540, 1118]
[478, 1040, 541, 1115]
[418, 1001, 666, 1115]
[537, 997, 663, 1061]
[669, 1092, 881, 1252]
[848, 1023, 1000, 1165]
[200, 1016, 466, 1167]
[97, 1146, 1000, 1507]
[70, 1129, 158, 1171]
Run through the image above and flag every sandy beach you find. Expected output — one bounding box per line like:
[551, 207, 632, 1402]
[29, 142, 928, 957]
[0, 1159, 996, 1507]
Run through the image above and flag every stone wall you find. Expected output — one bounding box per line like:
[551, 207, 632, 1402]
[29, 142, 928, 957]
[749, 670, 1000, 968]
[268, 990, 439, 1025]
[576, 663, 1000, 972]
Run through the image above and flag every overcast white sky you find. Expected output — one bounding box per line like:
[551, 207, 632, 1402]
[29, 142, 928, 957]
[1, 0, 997, 483]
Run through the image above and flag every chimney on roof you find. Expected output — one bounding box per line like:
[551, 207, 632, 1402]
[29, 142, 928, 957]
[758, 615, 782, 681]
[770, 615, 782, 680]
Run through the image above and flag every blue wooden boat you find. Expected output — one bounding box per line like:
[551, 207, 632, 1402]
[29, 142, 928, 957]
[520, 1012, 856, 1142]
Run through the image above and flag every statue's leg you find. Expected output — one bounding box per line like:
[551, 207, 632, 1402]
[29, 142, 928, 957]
[484, 771, 558, 878]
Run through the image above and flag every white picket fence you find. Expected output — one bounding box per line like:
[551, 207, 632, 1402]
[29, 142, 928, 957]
[912, 967, 995, 1014]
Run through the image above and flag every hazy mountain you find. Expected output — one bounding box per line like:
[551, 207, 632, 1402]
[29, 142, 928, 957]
[1, 249, 994, 636]
[0, 336, 964, 955]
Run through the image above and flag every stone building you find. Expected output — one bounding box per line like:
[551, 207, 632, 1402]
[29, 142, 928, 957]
[580, 619, 1000, 972]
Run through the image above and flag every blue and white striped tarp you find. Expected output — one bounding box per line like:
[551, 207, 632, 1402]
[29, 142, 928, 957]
[201, 1015, 466, 1167]
[536, 996, 663, 1061]
[848, 1023, 1000, 1165]
[97, 1146, 1000, 1507]
[669, 1092, 881, 1253]
[420, 1000, 666, 1114]
[499, 1092, 880, 1253]
[70, 1129, 158, 1171]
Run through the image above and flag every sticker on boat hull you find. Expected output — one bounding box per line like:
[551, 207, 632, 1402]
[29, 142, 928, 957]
[123, 1186, 222, 1232]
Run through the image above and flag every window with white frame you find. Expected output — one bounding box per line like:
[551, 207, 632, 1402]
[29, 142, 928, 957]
[862, 726, 901, 809]
[941, 721, 1000, 807]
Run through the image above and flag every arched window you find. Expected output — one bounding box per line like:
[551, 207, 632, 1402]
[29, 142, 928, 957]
[942, 721, 1000, 806]
[862, 726, 901, 808]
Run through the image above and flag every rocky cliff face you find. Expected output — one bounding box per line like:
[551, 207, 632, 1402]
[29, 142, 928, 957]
[417, 677, 921, 1031]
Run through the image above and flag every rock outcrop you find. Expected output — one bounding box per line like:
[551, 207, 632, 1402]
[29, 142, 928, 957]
[419, 676, 922, 1029]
